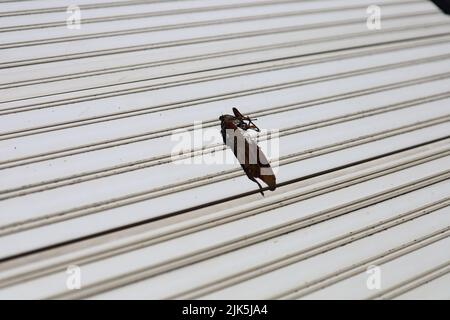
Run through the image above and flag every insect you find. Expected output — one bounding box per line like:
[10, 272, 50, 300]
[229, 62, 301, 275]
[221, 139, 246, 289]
[219, 107, 276, 195]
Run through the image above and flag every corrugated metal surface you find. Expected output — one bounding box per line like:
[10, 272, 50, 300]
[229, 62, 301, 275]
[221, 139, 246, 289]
[0, 0, 449, 299]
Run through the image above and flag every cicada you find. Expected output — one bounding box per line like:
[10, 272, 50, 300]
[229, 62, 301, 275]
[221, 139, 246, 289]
[219, 107, 276, 195]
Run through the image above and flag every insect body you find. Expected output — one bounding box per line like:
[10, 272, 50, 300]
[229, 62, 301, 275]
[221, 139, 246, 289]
[219, 107, 276, 195]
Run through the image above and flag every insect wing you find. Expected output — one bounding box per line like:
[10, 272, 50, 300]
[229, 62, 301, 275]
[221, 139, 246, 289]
[224, 127, 276, 191]
[232, 107, 244, 119]
[232, 107, 260, 132]
[246, 133, 276, 191]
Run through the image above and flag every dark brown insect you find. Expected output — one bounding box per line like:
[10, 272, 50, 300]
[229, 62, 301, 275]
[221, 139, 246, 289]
[219, 107, 276, 195]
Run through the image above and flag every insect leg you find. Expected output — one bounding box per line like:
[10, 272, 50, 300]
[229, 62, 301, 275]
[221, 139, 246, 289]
[245, 171, 265, 196]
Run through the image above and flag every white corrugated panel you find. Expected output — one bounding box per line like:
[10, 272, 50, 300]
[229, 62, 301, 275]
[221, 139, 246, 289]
[0, 0, 449, 300]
